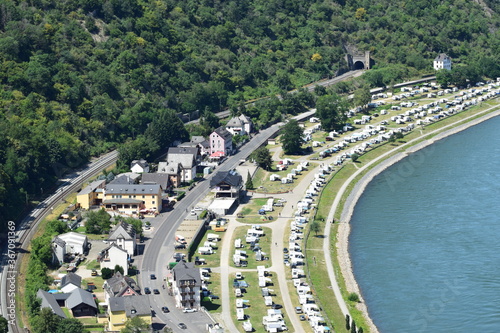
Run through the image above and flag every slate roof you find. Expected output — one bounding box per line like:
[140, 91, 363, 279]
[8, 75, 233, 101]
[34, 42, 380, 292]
[105, 183, 161, 195]
[104, 271, 140, 297]
[157, 161, 179, 175]
[226, 117, 244, 128]
[109, 296, 151, 317]
[213, 127, 232, 140]
[434, 53, 450, 61]
[53, 236, 66, 248]
[108, 221, 136, 241]
[167, 147, 197, 169]
[209, 171, 243, 188]
[172, 260, 201, 286]
[79, 179, 106, 195]
[141, 173, 170, 189]
[131, 159, 148, 169]
[109, 173, 141, 185]
[66, 288, 97, 310]
[61, 272, 82, 288]
[239, 114, 252, 125]
[37, 289, 67, 318]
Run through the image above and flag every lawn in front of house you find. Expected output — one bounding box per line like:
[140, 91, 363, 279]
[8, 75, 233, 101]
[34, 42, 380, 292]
[230, 226, 272, 270]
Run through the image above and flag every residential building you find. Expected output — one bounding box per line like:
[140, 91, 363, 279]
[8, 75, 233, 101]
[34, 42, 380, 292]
[141, 173, 171, 192]
[434, 53, 452, 70]
[108, 296, 151, 331]
[210, 171, 243, 200]
[226, 114, 253, 136]
[130, 159, 149, 173]
[171, 261, 202, 309]
[107, 221, 137, 256]
[179, 136, 210, 156]
[65, 288, 98, 317]
[77, 179, 105, 209]
[103, 183, 162, 215]
[209, 127, 233, 157]
[61, 272, 82, 293]
[109, 173, 141, 185]
[37, 289, 67, 318]
[166, 147, 199, 183]
[103, 272, 141, 305]
[52, 232, 89, 265]
[98, 243, 129, 276]
[157, 161, 181, 188]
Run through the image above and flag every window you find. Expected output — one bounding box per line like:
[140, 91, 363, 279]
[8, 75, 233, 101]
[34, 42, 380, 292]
[142, 195, 145, 198]
[152, 201, 155, 205]
[152, 195, 155, 199]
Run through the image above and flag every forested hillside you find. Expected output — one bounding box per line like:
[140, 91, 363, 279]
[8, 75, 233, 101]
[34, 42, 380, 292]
[1, 0, 500, 230]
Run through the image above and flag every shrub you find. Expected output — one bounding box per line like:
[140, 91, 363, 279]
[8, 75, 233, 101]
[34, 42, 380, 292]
[176, 192, 185, 201]
[348, 292, 360, 302]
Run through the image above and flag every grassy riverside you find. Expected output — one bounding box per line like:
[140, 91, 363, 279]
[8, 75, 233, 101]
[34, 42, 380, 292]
[236, 198, 284, 224]
[306, 98, 500, 333]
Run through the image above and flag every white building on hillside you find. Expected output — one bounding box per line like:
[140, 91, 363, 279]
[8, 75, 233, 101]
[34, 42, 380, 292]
[434, 53, 452, 70]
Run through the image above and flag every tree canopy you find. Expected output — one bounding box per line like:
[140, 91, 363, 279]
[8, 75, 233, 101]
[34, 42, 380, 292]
[251, 147, 273, 171]
[281, 120, 304, 155]
[316, 93, 349, 131]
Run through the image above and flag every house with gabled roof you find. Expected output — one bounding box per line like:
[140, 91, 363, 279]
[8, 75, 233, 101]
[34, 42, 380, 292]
[157, 161, 181, 188]
[107, 221, 136, 256]
[434, 53, 452, 70]
[166, 147, 199, 183]
[98, 243, 129, 276]
[77, 179, 106, 210]
[130, 159, 149, 173]
[226, 114, 253, 136]
[108, 295, 151, 331]
[61, 272, 82, 293]
[65, 288, 97, 317]
[210, 171, 243, 199]
[209, 127, 233, 157]
[179, 136, 210, 156]
[37, 289, 67, 318]
[52, 232, 89, 266]
[141, 173, 170, 192]
[171, 261, 202, 309]
[103, 272, 141, 305]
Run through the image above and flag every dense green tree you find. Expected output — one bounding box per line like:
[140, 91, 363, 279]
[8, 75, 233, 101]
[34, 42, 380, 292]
[101, 267, 113, 279]
[280, 120, 303, 155]
[310, 220, 321, 236]
[251, 147, 273, 171]
[353, 85, 372, 110]
[121, 316, 150, 333]
[85, 209, 112, 234]
[56, 318, 84, 333]
[0, 315, 7, 333]
[245, 171, 254, 190]
[316, 93, 348, 131]
[114, 265, 125, 275]
[31, 308, 61, 333]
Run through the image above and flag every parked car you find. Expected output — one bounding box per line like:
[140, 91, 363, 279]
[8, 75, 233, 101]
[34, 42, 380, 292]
[271, 304, 282, 309]
[183, 308, 197, 313]
[178, 323, 187, 329]
[161, 307, 169, 313]
[209, 295, 220, 300]
[283, 248, 288, 253]
[150, 274, 156, 280]
[153, 289, 160, 294]
[144, 287, 151, 294]
[295, 306, 303, 314]
[299, 315, 306, 321]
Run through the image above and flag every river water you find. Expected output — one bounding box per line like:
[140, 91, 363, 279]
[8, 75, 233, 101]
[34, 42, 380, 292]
[349, 116, 500, 333]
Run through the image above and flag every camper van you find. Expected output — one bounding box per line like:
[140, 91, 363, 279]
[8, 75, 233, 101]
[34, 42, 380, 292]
[198, 247, 214, 255]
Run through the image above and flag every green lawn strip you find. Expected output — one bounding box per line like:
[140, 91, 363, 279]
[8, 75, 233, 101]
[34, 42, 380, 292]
[202, 272, 222, 313]
[230, 271, 291, 333]
[229, 226, 272, 269]
[193, 231, 225, 267]
[251, 165, 314, 195]
[84, 259, 101, 271]
[236, 197, 284, 224]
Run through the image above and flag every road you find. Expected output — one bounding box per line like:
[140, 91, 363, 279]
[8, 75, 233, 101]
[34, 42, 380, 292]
[139, 110, 316, 332]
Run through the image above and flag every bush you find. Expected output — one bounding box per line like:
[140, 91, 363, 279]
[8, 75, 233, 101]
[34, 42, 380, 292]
[199, 210, 208, 219]
[101, 268, 113, 279]
[176, 192, 185, 201]
[348, 292, 360, 302]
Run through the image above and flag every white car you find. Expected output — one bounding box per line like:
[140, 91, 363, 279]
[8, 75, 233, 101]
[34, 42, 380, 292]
[183, 308, 197, 313]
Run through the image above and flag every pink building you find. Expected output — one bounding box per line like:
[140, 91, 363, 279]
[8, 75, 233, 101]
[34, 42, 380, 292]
[210, 127, 233, 156]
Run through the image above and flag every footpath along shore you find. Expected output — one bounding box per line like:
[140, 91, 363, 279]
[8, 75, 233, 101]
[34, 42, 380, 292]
[330, 103, 500, 333]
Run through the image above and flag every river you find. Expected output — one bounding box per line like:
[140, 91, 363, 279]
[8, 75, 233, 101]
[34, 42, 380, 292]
[349, 116, 500, 332]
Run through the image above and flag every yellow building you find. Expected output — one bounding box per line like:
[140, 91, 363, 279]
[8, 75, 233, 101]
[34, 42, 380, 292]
[103, 184, 162, 215]
[76, 179, 106, 210]
[108, 296, 151, 331]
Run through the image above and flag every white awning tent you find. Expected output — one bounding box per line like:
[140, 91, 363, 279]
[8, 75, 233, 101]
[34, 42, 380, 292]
[209, 198, 237, 216]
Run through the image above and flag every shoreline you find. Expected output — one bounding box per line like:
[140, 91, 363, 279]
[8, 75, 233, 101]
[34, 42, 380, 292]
[335, 107, 500, 333]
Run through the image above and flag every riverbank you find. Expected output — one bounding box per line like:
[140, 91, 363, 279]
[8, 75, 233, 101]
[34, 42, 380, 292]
[334, 104, 500, 333]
